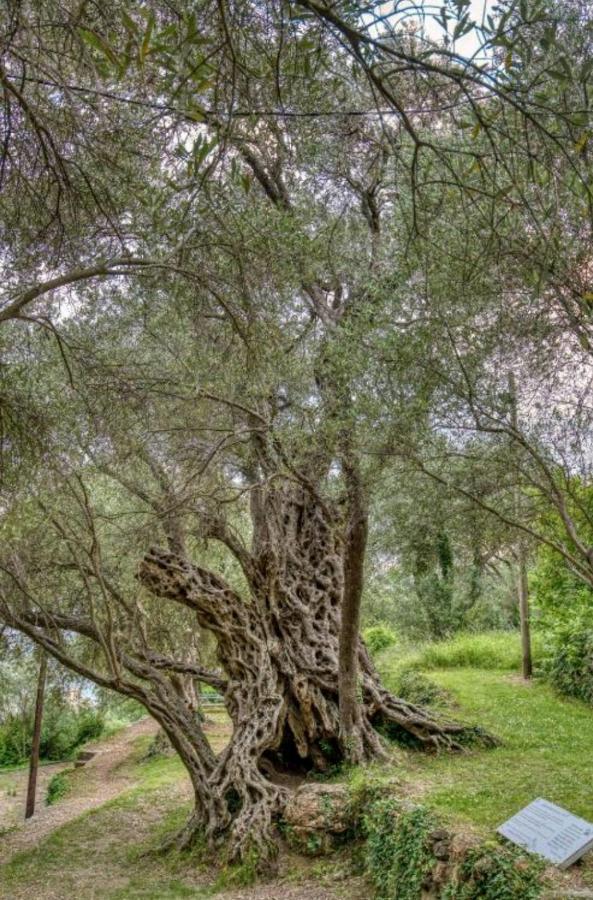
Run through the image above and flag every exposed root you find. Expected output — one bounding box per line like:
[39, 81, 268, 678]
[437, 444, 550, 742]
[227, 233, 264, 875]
[366, 684, 489, 750]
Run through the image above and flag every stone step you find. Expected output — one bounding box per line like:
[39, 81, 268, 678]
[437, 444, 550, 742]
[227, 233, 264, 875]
[74, 750, 96, 768]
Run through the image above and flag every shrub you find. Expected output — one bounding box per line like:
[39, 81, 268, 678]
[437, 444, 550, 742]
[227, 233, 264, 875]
[99, 694, 145, 732]
[443, 842, 543, 899]
[531, 521, 593, 630]
[390, 631, 545, 673]
[40, 706, 105, 761]
[394, 669, 449, 707]
[75, 708, 105, 744]
[0, 716, 30, 767]
[46, 771, 71, 805]
[543, 619, 593, 704]
[362, 796, 543, 900]
[0, 704, 106, 768]
[419, 632, 526, 670]
[363, 624, 398, 657]
[363, 797, 435, 900]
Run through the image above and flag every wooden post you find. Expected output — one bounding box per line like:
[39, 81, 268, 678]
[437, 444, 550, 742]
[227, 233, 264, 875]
[518, 544, 533, 678]
[509, 372, 533, 679]
[25, 651, 47, 819]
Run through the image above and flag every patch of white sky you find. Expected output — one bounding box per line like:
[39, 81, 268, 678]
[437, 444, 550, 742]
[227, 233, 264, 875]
[369, 0, 496, 61]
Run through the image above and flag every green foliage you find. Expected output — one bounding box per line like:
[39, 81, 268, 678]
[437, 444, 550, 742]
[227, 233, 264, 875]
[415, 632, 528, 671]
[411, 531, 458, 640]
[442, 842, 543, 900]
[42, 706, 105, 761]
[363, 624, 398, 656]
[98, 693, 146, 730]
[0, 716, 30, 768]
[543, 617, 593, 704]
[530, 518, 593, 703]
[436, 532, 453, 581]
[392, 669, 449, 707]
[363, 798, 435, 900]
[363, 794, 543, 900]
[382, 631, 544, 674]
[415, 572, 457, 639]
[45, 771, 71, 806]
[362, 568, 422, 638]
[532, 537, 593, 629]
[363, 557, 518, 644]
[0, 704, 105, 768]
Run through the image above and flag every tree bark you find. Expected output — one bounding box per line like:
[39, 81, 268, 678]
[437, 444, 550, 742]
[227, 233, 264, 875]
[509, 371, 533, 679]
[2, 473, 492, 865]
[518, 548, 533, 679]
[339, 454, 368, 762]
[25, 651, 47, 819]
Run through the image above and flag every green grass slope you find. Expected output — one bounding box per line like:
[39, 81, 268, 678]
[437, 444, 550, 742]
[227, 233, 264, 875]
[386, 668, 593, 829]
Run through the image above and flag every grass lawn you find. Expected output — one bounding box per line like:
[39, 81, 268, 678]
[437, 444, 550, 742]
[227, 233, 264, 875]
[383, 668, 593, 832]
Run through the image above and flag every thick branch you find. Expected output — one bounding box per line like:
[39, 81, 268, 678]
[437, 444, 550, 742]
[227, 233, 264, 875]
[143, 651, 228, 692]
[0, 258, 152, 325]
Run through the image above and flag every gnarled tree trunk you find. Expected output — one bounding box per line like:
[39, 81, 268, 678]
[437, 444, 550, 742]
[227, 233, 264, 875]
[139, 479, 481, 864]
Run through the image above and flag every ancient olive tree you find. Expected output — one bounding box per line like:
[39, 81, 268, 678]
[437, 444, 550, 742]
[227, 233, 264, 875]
[0, 88, 488, 858]
[5, 0, 584, 866]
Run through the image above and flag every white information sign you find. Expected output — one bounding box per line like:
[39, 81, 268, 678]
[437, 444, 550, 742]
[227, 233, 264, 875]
[497, 798, 593, 868]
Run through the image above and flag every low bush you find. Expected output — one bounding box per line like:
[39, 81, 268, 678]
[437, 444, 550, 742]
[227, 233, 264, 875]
[417, 631, 529, 670]
[0, 704, 106, 768]
[361, 793, 543, 900]
[543, 619, 593, 704]
[40, 706, 105, 761]
[392, 669, 449, 707]
[98, 695, 145, 733]
[383, 631, 544, 674]
[363, 797, 434, 900]
[443, 842, 544, 899]
[45, 771, 71, 806]
[0, 716, 30, 768]
[363, 624, 398, 657]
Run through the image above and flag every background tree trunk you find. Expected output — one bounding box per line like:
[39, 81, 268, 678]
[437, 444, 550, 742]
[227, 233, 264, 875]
[509, 371, 533, 679]
[517, 548, 533, 679]
[339, 454, 368, 762]
[25, 651, 47, 819]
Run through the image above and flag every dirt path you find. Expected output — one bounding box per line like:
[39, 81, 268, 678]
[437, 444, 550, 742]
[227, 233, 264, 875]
[221, 876, 368, 900]
[0, 717, 366, 899]
[0, 760, 71, 832]
[0, 717, 157, 864]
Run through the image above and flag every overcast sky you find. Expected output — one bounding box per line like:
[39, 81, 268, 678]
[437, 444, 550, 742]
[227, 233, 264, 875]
[399, 0, 495, 59]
